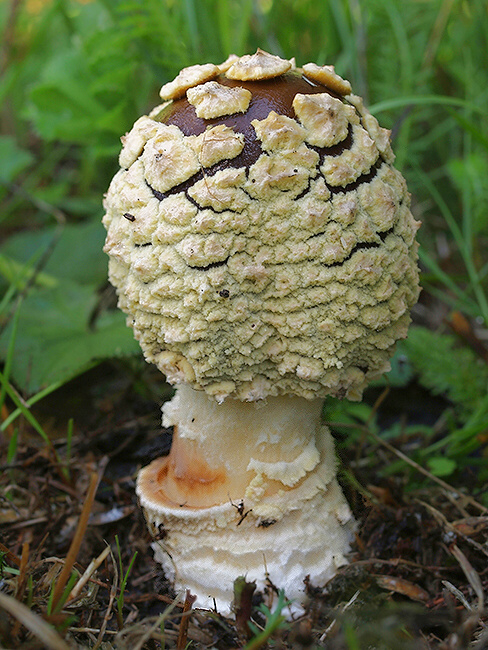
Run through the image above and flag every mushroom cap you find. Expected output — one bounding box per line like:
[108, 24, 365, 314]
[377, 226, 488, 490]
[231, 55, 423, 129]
[103, 50, 420, 402]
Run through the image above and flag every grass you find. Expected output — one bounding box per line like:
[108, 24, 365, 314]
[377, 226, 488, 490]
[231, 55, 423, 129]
[115, 534, 138, 630]
[0, 0, 487, 647]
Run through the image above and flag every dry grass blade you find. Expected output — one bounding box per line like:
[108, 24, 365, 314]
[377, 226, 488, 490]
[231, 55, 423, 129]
[51, 471, 98, 612]
[319, 590, 360, 641]
[442, 580, 472, 611]
[0, 591, 70, 650]
[68, 544, 111, 604]
[450, 544, 485, 612]
[92, 545, 119, 650]
[177, 590, 197, 650]
[0, 541, 20, 566]
[331, 416, 469, 499]
[12, 541, 30, 637]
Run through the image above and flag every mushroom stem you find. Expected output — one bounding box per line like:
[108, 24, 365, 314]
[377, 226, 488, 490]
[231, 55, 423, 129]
[136, 385, 355, 614]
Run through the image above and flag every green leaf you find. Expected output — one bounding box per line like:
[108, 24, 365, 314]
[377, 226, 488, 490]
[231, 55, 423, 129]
[0, 221, 108, 288]
[25, 50, 108, 144]
[427, 457, 457, 477]
[0, 282, 139, 395]
[0, 136, 34, 184]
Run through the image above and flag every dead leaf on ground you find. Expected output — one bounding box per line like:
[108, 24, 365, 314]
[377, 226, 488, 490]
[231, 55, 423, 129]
[374, 574, 430, 603]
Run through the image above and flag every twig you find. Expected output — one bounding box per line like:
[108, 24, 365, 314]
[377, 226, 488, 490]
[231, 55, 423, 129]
[5, 516, 48, 529]
[350, 557, 447, 577]
[47, 477, 82, 500]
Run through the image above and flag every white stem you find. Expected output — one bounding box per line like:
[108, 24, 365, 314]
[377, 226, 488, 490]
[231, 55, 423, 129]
[151, 384, 324, 507]
[137, 385, 355, 615]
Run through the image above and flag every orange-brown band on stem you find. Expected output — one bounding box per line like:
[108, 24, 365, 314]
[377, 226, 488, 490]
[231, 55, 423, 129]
[139, 428, 229, 509]
[137, 387, 327, 510]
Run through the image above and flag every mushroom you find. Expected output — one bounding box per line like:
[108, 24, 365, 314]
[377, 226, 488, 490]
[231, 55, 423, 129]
[102, 49, 420, 615]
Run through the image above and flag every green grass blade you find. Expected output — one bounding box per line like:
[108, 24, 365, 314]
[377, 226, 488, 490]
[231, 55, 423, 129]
[0, 369, 52, 445]
[418, 250, 480, 317]
[0, 304, 20, 411]
[370, 95, 485, 116]
[184, 0, 200, 56]
[0, 380, 65, 433]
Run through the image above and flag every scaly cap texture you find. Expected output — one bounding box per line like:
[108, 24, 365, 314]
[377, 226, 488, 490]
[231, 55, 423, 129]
[103, 50, 420, 402]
